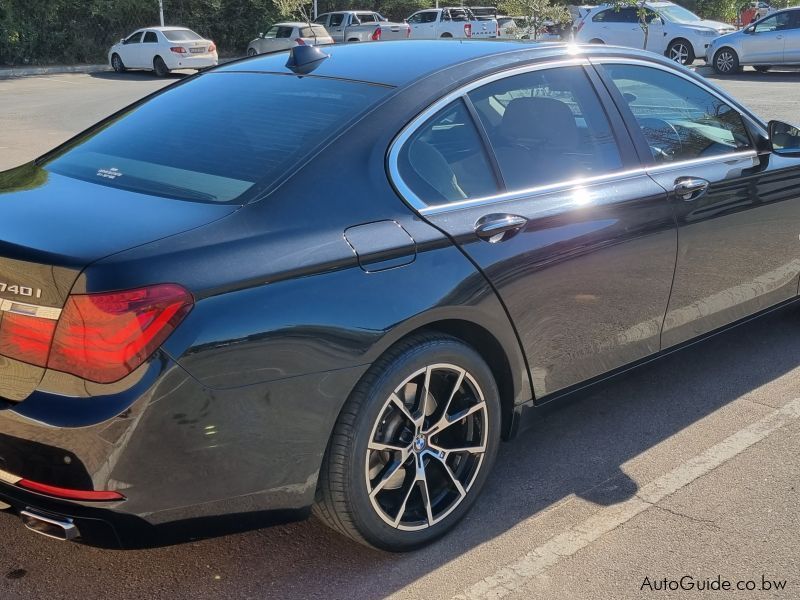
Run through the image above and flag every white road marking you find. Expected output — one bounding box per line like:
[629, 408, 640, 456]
[455, 398, 800, 600]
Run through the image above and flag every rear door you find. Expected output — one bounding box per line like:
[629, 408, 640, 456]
[596, 60, 800, 346]
[327, 13, 346, 42]
[390, 62, 677, 398]
[782, 10, 800, 63]
[591, 8, 642, 48]
[141, 30, 159, 67]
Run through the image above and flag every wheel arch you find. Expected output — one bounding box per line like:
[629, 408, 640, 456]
[360, 310, 532, 441]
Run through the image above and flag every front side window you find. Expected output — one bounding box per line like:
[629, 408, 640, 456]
[420, 12, 438, 23]
[467, 66, 623, 191]
[276, 27, 294, 39]
[398, 100, 499, 206]
[754, 11, 792, 32]
[603, 64, 752, 163]
[124, 32, 143, 44]
[314, 14, 329, 25]
[330, 14, 345, 26]
[264, 26, 279, 38]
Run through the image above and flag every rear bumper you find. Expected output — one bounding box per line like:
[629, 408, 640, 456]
[163, 54, 218, 70]
[0, 353, 367, 546]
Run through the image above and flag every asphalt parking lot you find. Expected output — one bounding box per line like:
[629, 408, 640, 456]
[1, 66, 799, 600]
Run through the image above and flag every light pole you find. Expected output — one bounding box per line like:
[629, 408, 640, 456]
[313, 0, 318, 19]
[158, 0, 165, 26]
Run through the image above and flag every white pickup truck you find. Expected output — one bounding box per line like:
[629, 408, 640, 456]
[314, 11, 410, 42]
[406, 7, 498, 39]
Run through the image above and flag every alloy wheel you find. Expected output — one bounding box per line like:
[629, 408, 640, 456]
[669, 43, 689, 64]
[716, 50, 735, 73]
[365, 363, 488, 531]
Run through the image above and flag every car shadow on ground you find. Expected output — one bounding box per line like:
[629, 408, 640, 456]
[89, 71, 189, 82]
[3, 305, 800, 599]
[705, 68, 800, 83]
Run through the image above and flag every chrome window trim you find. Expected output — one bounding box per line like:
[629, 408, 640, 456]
[388, 55, 765, 217]
[589, 56, 768, 137]
[387, 57, 590, 213]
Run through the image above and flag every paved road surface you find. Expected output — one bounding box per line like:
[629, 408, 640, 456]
[0, 65, 798, 600]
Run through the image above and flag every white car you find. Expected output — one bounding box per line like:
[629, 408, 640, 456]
[575, 2, 735, 65]
[109, 27, 217, 76]
[247, 22, 333, 56]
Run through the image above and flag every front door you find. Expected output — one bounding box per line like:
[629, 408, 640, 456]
[742, 11, 792, 63]
[598, 61, 800, 347]
[392, 62, 677, 398]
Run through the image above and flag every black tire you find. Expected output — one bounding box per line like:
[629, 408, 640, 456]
[153, 55, 169, 77]
[589, 38, 604, 44]
[440, 33, 453, 38]
[713, 47, 740, 75]
[313, 333, 501, 551]
[754, 65, 771, 73]
[246, 48, 257, 57]
[667, 38, 695, 65]
[111, 53, 126, 73]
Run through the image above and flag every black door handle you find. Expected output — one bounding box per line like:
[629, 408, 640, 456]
[474, 214, 527, 243]
[674, 177, 709, 201]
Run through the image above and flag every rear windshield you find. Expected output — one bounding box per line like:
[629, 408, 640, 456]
[162, 29, 203, 41]
[45, 73, 389, 203]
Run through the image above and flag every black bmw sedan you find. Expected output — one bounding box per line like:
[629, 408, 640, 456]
[1, 40, 799, 551]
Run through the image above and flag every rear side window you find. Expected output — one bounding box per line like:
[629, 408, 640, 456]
[603, 64, 752, 163]
[162, 29, 203, 42]
[45, 74, 389, 203]
[593, 8, 637, 23]
[398, 99, 499, 206]
[468, 66, 623, 190]
[143, 31, 158, 43]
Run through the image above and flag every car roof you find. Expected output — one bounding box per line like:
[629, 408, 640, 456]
[272, 22, 317, 28]
[215, 40, 679, 87]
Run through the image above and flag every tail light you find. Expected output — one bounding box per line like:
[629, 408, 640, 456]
[496, 22, 500, 37]
[464, 23, 472, 38]
[170, 46, 187, 54]
[0, 312, 56, 367]
[0, 284, 193, 384]
[406, 24, 411, 38]
[295, 37, 306, 46]
[47, 284, 193, 383]
[207, 41, 216, 53]
[371, 26, 381, 41]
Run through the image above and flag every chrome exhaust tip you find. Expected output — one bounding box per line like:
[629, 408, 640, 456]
[20, 510, 79, 541]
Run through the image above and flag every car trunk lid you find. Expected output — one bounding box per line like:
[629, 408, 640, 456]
[0, 163, 237, 402]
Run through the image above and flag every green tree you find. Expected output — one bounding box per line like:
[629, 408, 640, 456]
[695, 0, 739, 21]
[499, 0, 569, 40]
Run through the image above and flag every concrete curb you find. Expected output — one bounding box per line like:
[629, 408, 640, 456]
[0, 63, 110, 79]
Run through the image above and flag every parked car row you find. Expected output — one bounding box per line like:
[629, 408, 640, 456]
[575, 1, 736, 65]
[108, 3, 800, 76]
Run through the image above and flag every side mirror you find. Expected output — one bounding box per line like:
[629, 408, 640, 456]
[120, 38, 125, 43]
[769, 120, 800, 155]
[744, 25, 755, 34]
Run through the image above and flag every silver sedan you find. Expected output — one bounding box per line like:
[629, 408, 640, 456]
[247, 22, 333, 56]
[708, 7, 800, 74]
